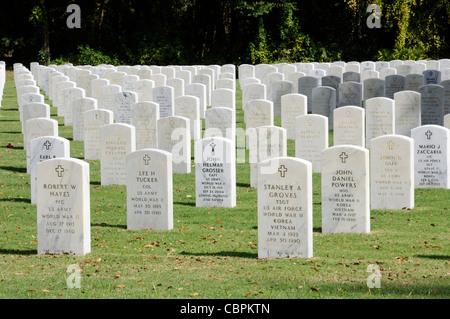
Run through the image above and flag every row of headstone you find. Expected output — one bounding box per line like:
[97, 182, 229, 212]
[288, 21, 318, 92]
[16, 61, 450, 259]
[34, 123, 448, 257]
[26, 62, 238, 177]
[0, 61, 5, 105]
[25, 62, 238, 256]
[47, 75, 234, 122]
[241, 78, 449, 128]
[34, 62, 236, 100]
[239, 59, 450, 85]
[257, 124, 450, 258]
[35, 135, 240, 255]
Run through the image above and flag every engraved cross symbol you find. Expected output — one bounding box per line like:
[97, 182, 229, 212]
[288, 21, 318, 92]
[143, 155, 151, 165]
[210, 141, 216, 155]
[339, 152, 348, 163]
[55, 165, 65, 177]
[278, 165, 288, 178]
[43, 140, 52, 150]
[387, 140, 395, 150]
[307, 118, 313, 126]
[425, 130, 433, 140]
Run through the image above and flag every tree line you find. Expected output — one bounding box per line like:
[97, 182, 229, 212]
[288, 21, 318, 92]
[1, 0, 449, 68]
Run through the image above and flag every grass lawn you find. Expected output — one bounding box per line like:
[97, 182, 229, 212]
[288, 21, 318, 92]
[0, 69, 449, 301]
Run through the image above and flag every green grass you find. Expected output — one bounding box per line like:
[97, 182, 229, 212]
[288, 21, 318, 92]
[0, 70, 449, 300]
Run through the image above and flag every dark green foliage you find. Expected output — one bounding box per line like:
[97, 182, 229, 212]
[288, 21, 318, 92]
[1, 0, 449, 67]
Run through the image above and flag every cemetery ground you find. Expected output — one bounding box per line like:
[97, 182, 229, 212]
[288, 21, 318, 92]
[0, 70, 448, 300]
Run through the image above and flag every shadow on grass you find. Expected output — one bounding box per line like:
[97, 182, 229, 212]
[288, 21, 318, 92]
[0, 145, 24, 149]
[296, 282, 450, 298]
[0, 248, 37, 255]
[415, 254, 449, 260]
[91, 222, 127, 229]
[0, 197, 30, 203]
[0, 108, 18, 112]
[180, 250, 258, 259]
[236, 182, 251, 188]
[174, 201, 196, 207]
[0, 165, 27, 173]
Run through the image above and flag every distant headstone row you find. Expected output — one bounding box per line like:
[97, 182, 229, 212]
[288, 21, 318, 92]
[0, 61, 5, 105]
[7, 59, 450, 260]
[11, 62, 239, 256]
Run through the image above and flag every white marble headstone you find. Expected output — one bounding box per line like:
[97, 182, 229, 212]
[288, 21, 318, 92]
[174, 95, 201, 141]
[72, 97, 98, 141]
[365, 97, 395, 148]
[204, 107, 235, 142]
[25, 118, 59, 173]
[30, 136, 70, 204]
[84, 109, 114, 160]
[21, 102, 50, 134]
[405, 74, 424, 92]
[131, 101, 159, 150]
[394, 91, 421, 137]
[115, 91, 138, 125]
[63, 87, 86, 126]
[211, 88, 235, 110]
[295, 114, 328, 172]
[126, 149, 173, 230]
[370, 134, 414, 209]
[157, 116, 191, 174]
[321, 145, 370, 234]
[333, 106, 365, 147]
[419, 84, 445, 126]
[281, 93, 307, 140]
[385, 74, 405, 99]
[153, 86, 174, 118]
[257, 156, 313, 259]
[271, 80, 293, 117]
[135, 79, 155, 102]
[185, 83, 207, 118]
[312, 86, 336, 128]
[195, 137, 236, 208]
[338, 81, 362, 107]
[36, 158, 90, 255]
[412, 125, 449, 189]
[100, 123, 136, 185]
[99, 84, 121, 114]
[249, 125, 287, 188]
[298, 76, 320, 112]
